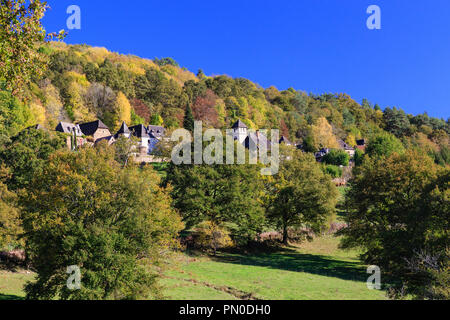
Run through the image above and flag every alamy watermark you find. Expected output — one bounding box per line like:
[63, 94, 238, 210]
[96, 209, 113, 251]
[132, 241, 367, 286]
[66, 265, 81, 290]
[67, 5, 81, 30]
[367, 265, 381, 290]
[171, 121, 280, 176]
[366, 5, 381, 30]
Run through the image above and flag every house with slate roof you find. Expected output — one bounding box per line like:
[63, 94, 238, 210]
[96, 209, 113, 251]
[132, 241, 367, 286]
[55, 122, 83, 137]
[129, 124, 152, 154]
[114, 122, 131, 139]
[337, 139, 355, 157]
[78, 120, 111, 142]
[232, 119, 248, 144]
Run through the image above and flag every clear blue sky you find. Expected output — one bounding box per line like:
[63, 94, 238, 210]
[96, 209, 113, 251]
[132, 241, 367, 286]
[42, 0, 449, 119]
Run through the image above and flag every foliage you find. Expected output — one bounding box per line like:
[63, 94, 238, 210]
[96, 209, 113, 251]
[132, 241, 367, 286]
[310, 117, 339, 150]
[0, 181, 21, 249]
[268, 151, 338, 244]
[0, 0, 64, 95]
[339, 150, 449, 299]
[193, 221, 233, 255]
[183, 104, 194, 132]
[366, 132, 405, 158]
[324, 165, 343, 178]
[353, 148, 365, 166]
[0, 128, 66, 191]
[20, 145, 183, 300]
[165, 160, 266, 246]
[322, 149, 350, 166]
[0, 91, 34, 136]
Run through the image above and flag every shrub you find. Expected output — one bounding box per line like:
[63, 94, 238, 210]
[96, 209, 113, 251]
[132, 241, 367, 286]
[323, 149, 350, 166]
[324, 165, 343, 178]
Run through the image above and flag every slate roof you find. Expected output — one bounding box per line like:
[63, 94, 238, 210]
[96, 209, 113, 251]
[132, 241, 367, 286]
[95, 135, 115, 145]
[78, 120, 110, 136]
[244, 131, 271, 150]
[55, 122, 83, 136]
[338, 139, 355, 151]
[147, 125, 165, 138]
[279, 136, 292, 145]
[129, 124, 149, 138]
[114, 122, 131, 139]
[232, 119, 248, 129]
[27, 124, 44, 131]
[357, 139, 367, 146]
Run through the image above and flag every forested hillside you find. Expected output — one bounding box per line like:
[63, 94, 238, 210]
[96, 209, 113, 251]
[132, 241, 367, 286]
[1, 42, 448, 165]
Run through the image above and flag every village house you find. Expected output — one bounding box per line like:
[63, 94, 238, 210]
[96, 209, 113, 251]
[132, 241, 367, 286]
[231, 119, 276, 151]
[148, 125, 165, 139]
[315, 148, 331, 162]
[55, 122, 86, 149]
[338, 139, 355, 157]
[232, 119, 248, 144]
[114, 121, 132, 139]
[78, 120, 111, 142]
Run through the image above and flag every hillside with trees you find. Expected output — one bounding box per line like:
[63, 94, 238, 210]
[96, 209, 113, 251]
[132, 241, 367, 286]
[1, 41, 448, 167]
[0, 1, 448, 301]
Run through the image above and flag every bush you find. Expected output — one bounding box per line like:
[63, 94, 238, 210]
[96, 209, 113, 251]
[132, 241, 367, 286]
[354, 149, 365, 166]
[324, 165, 343, 178]
[323, 149, 350, 166]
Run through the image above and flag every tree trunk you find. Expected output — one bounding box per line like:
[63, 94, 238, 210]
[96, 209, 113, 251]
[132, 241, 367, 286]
[282, 222, 289, 245]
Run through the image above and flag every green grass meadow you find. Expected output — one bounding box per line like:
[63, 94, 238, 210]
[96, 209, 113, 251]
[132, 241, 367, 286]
[0, 236, 386, 300]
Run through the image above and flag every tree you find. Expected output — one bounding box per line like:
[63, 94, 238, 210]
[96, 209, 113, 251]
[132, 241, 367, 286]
[192, 89, 220, 128]
[150, 113, 163, 126]
[196, 69, 205, 79]
[21, 145, 183, 300]
[113, 135, 139, 166]
[383, 107, 410, 137]
[0, 90, 34, 136]
[0, 128, 66, 191]
[165, 160, 266, 247]
[322, 149, 350, 166]
[366, 132, 404, 158]
[354, 148, 365, 166]
[339, 150, 449, 299]
[269, 151, 338, 244]
[116, 92, 132, 127]
[0, 181, 21, 249]
[310, 117, 339, 149]
[183, 104, 194, 132]
[0, 1, 59, 94]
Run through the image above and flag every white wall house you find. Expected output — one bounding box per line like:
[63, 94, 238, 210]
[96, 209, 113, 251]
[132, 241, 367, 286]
[232, 119, 248, 144]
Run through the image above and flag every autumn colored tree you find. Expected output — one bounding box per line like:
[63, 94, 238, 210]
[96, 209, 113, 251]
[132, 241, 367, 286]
[116, 92, 132, 127]
[0, 0, 65, 95]
[130, 98, 151, 123]
[192, 89, 219, 127]
[311, 117, 339, 149]
[21, 145, 183, 300]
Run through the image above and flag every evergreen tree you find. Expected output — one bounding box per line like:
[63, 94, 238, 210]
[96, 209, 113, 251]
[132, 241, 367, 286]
[183, 104, 195, 132]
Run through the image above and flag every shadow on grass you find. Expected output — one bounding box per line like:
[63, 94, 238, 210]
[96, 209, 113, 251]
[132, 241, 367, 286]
[0, 294, 24, 301]
[211, 248, 368, 282]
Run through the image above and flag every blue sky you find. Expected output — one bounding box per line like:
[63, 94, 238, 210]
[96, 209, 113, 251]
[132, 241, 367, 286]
[42, 0, 449, 119]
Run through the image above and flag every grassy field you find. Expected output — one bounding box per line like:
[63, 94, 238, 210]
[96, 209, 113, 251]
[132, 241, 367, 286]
[0, 271, 33, 300]
[0, 236, 387, 300]
[161, 236, 386, 300]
